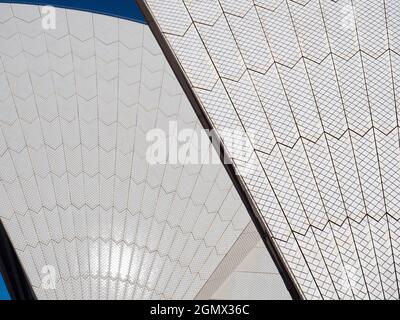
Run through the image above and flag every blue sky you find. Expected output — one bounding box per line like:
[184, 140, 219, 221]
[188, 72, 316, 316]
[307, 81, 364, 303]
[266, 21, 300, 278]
[0, 272, 11, 300]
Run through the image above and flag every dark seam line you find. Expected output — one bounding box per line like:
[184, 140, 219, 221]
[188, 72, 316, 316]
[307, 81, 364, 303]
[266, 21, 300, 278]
[135, 0, 303, 301]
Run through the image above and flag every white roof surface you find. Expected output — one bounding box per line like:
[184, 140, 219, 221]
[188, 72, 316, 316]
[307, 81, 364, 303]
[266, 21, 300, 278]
[0, 3, 289, 299]
[143, 0, 400, 299]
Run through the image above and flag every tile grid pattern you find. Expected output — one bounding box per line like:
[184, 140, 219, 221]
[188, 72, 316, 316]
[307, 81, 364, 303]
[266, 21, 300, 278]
[210, 238, 292, 300]
[0, 4, 255, 300]
[196, 218, 261, 299]
[196, 220, 291, 299]
[144, 0, 400, 299]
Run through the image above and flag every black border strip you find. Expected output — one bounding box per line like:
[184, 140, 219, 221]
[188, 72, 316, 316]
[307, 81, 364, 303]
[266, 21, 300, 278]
[0, 220, 36, 300]
[135, 0, 303, 300]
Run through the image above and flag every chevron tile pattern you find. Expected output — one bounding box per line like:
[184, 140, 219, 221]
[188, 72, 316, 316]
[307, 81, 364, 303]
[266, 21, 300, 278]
[0, 4, 260, 299]
[144, 0, 400, 299]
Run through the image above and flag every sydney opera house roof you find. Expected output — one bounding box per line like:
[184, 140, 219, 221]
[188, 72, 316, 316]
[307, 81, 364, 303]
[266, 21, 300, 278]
[0, 0, 400, 300]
